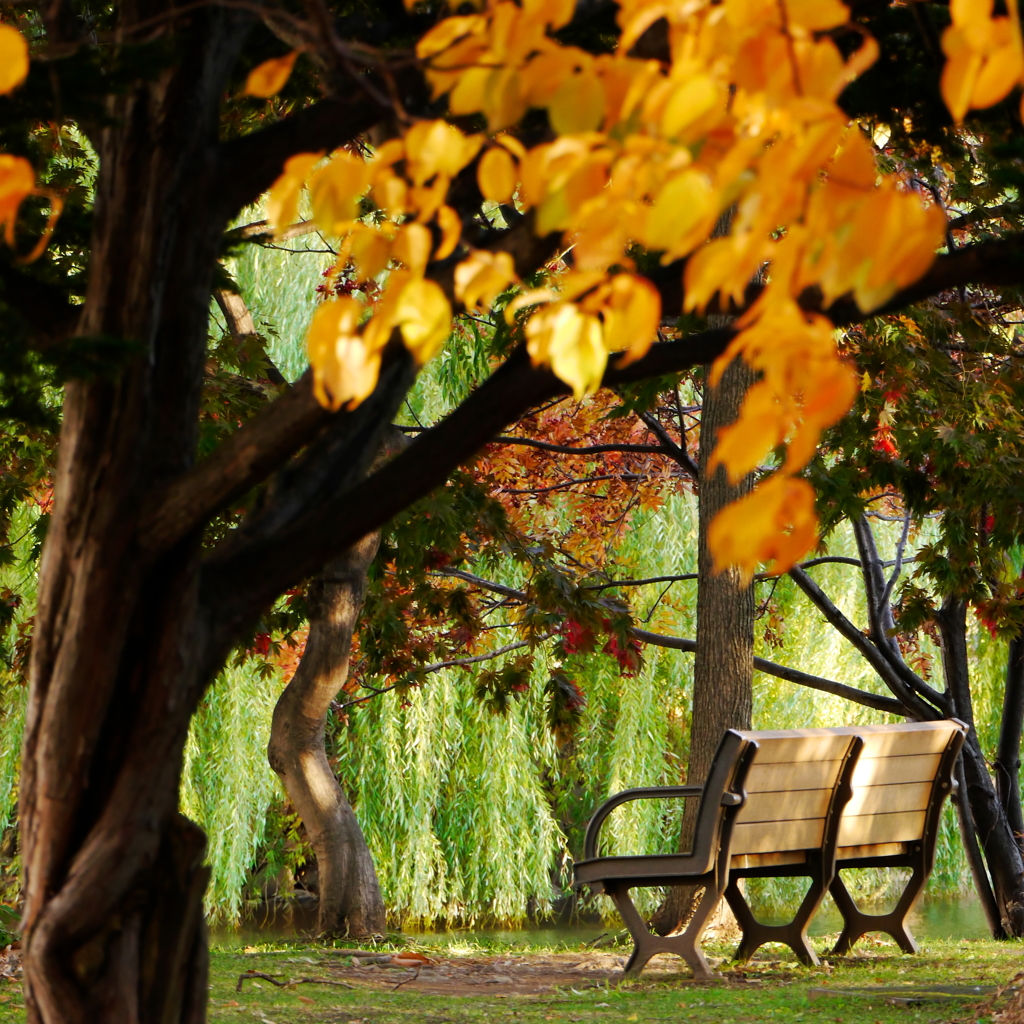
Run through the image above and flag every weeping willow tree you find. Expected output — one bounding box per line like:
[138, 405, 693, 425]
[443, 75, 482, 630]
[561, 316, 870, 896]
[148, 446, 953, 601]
[0, 209, 996, 932]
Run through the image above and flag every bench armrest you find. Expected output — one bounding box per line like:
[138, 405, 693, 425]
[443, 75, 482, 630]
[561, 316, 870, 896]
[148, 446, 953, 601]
[583, 785, 740, 861]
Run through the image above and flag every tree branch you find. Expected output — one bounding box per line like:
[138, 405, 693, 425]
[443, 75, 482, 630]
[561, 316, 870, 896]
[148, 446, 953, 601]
[140, 371, 331, 556]
[215, 93, 388, 220]
[787, 564, 941, 719]
[492, 436, 667, 456]
[192, 232, 1024, 638]
[636, 409, 699, 479]
[629, 627, 903, 714]
[852, 514, 948, 710]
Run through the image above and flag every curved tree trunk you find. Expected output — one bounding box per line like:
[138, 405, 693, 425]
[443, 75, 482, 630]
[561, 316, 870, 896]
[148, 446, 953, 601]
[268, 535, 386, 938]
[653, 354, 756, 935]
[938, 597, 1024, 937]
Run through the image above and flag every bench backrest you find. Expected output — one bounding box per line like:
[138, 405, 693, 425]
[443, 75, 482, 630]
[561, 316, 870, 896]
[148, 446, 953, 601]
[728, 729, 862, 858]
[836, 720, 966, 854]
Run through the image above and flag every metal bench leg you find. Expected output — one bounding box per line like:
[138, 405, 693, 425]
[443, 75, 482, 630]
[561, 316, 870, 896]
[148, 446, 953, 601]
[829, 868, 922, 955]
[607, 883, 720, 981]
[725, 876, 823, 966]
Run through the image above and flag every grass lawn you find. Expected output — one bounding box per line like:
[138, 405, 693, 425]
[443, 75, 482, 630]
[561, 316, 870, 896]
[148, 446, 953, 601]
[4, 931, 1020, 1023]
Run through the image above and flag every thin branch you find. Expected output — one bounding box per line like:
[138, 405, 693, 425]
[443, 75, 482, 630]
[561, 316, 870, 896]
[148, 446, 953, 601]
[236, 972, 354, 992]
[436, 569, 525, 601]
[584, 574, 698, 590]
[788, 565, 942, 719]
[336, 633, 555, 709]
[947, 203, 1022, 231]
[492, 437, 667, 456]
[853, 515, 948, 710]
[629, 627, 903, 714]
[880, 508, 912, 610]
[636, 409, 699, 479]
[500, 472, 646, 496]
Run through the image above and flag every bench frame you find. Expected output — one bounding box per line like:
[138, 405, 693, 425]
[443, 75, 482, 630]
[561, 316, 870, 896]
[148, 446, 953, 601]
[574, 730, 755, 979]
[725, 734, 862, 965]
[828, 725, 965, 954]
[574, 721, 966, 978]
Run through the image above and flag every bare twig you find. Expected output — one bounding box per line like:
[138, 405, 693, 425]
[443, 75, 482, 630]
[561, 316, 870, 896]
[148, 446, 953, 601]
[392, 966, 421, 991]
[492, 436, 666, 456]
[236, 971, 355, 992]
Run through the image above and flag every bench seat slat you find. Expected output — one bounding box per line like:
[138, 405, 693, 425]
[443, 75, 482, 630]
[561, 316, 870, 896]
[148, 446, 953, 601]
[744, 760, 844, 792]
[851, 752, 942, 786]
[838, 809, 927, 846]
[736, 787, 832, 823]
[854, 723, 963, 756]
[734, 733, 859, 763]
[844, 781, 932, 817]
[732, 816, 825, 855]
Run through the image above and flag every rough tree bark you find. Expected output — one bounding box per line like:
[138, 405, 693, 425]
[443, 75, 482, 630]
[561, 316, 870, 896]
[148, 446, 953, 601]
[266, 419, 407, 941]
[268, 536, 387, 938]
[16, 8, 393, 1021]
[652, 355, 756, 935]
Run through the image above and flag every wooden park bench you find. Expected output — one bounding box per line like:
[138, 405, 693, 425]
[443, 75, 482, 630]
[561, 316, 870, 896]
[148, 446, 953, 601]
[573, 720, 966, 979]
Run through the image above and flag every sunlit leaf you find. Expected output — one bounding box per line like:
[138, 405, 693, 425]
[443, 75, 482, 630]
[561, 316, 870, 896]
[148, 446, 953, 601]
[395, 278, 452, 363]
[455, 249, 518, 310]
[309, 151, 369, 235]
[266, 153, 322, 236]
[244, 51, 299, 99]
[306, 297, 380, 410]
[708, 474, 819, 580]
[0, 25, 29, 95]
[477, 147, 518, 203]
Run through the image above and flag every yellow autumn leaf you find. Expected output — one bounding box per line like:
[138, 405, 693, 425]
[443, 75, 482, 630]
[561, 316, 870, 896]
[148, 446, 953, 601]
[478, 146, 518, 203]
[548, 71, 606, 134]
[784, 0, 849, 33]
[266, 153, 322, 235]
[416, 15, 487, 60]
[455, 249, 518, 310]
[0, 24, 29, 95]
[405, 120, 482, 186]
[600, 274, 661, 364]
[393, 223, 433, 278]
[526, 303, 607, 398]
[395, 278, 452, 363]
[435, 205, 462, 260]
[306, 297, 381, 410]
[309, 151, 369, 235]
[660, 74, 722, 141]
[349, 225, 392, 282]
[642, 169, 718, 258]
[244, 51, 299, 99]
[709, 380, 785, 483]
[708, 473, 819, 580]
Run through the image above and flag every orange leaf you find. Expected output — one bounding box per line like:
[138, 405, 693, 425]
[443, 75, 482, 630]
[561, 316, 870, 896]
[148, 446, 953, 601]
[0, 24, 29, 95]
[244, 51, 299, 99]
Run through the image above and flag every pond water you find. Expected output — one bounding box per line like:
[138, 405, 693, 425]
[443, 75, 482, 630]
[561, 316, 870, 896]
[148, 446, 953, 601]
[213, 894, 991, 947]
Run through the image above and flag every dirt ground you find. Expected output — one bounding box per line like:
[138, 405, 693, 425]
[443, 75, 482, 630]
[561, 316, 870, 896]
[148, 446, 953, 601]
[234, 949, 757, 998]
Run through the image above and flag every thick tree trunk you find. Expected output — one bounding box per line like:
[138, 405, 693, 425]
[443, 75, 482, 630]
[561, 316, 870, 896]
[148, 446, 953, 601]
[19, 12, 253, 1022]
[652, 355, 756, 935]
[937, 598, 1024, 937]
[268, 535, 387, 938]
